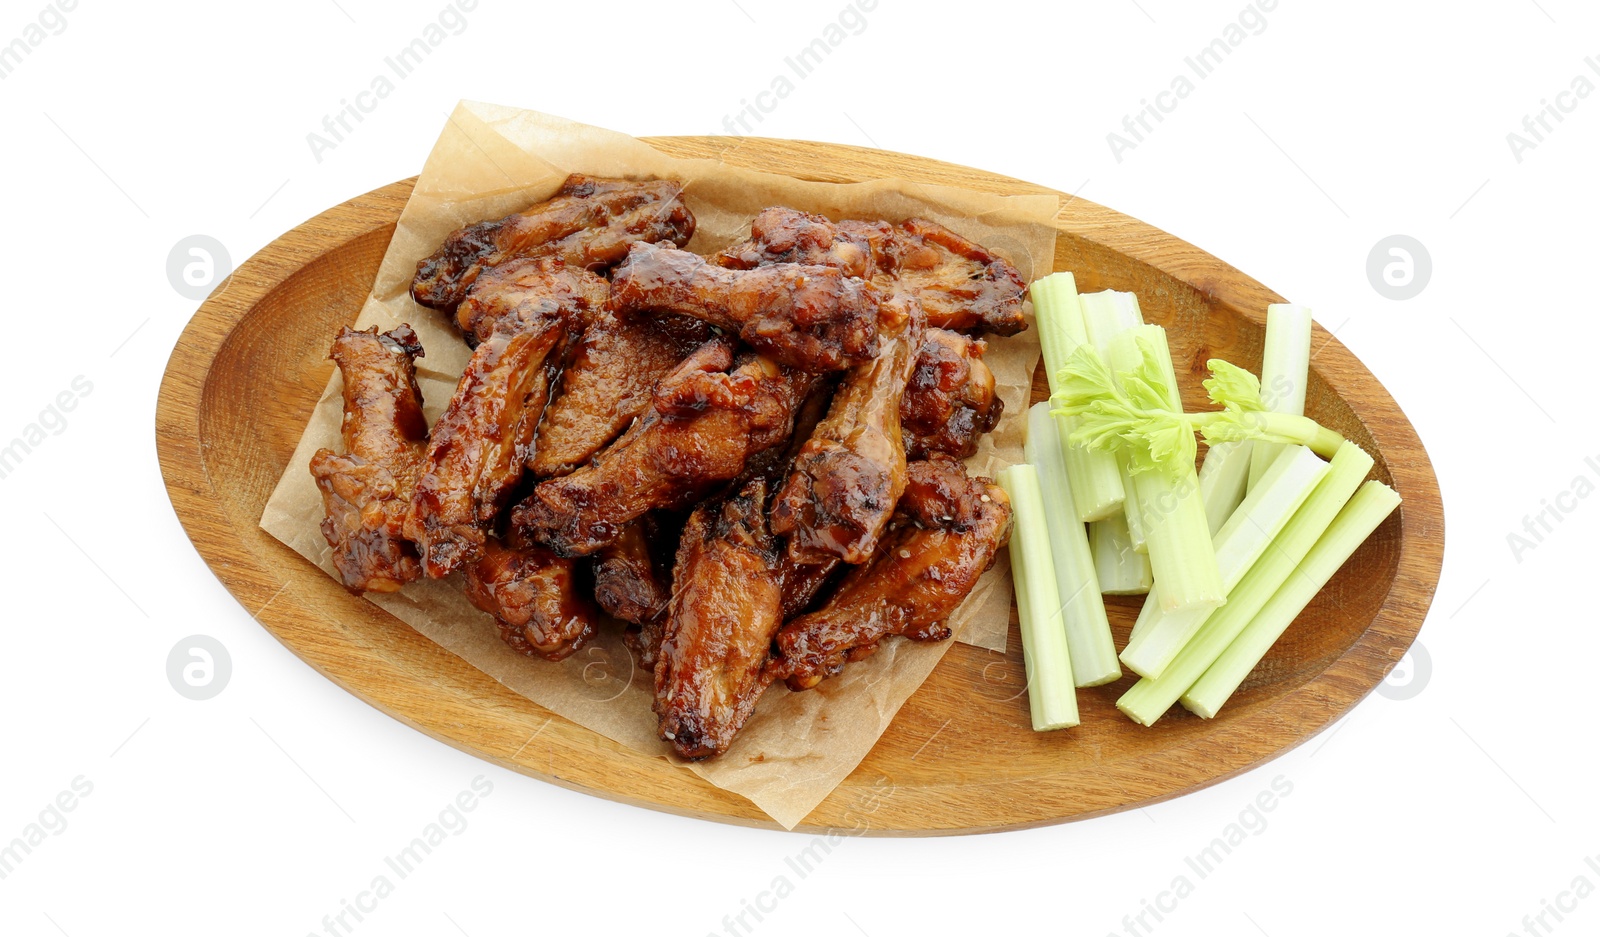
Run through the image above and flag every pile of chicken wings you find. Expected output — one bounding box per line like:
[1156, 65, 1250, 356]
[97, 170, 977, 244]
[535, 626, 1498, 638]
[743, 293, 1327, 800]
[310, 175, 1017, 759]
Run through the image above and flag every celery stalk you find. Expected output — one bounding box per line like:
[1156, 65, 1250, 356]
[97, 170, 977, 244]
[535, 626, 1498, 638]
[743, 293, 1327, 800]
[1079, 289, 1145, 352]
[1118, 455, 1149, 554]
[1030, 274, 1123, 522]
[1081, 289, 1150, 553]
[1247, 304, 1314, 492]
[997, 465, 1080, 729]
[1198, 440, 1254, 537]
[1117, 441, 1374, 725]
[1107, 326, 1225, 614]
[1119, 445, 1331, 680]
[1024, 404, 1121, 686]
[1182, 478, 1401, 719]
[1091, 515, 1152, 594]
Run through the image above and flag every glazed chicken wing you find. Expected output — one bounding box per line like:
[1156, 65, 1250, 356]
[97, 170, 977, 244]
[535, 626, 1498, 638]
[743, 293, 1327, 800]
[412, 174, 695, 315]
[772, 456, 1013, 690]
[511, 337, 810, 557]
[900, 328, 1003, 460]
[880, 218, 1027, 336]
[610, 241, 881, 372]
[771, 293, 924, 564]
[592, 518, 672, 625]
[530, 308, 711, 477]
[713, 207, 896, 280]
[309, 325, 429, 593]
[655, 478, 784, 760]
[712, 208, 1026, 337]
[464, 535, 596, 661]
[405, 260, 608, 577]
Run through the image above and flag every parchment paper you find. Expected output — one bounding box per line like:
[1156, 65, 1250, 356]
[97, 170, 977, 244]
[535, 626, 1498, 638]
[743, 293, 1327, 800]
[260, 101, 1056, 829]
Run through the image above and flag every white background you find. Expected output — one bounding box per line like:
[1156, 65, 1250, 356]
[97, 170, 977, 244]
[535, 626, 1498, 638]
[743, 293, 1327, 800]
[1, 1, 1594, 935]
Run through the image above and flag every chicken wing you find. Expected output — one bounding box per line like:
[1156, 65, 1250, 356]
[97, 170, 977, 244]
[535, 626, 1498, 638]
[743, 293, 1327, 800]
[655, 478, 784, 760]
[777, 552, 843, 621]
[771, 293, 924, 564]
[772, 456, 1013, 690]
[592, 518, 671, 625]
[900, 328, 1003, 460]
[712, 208, 1026, 336]
[511, 337, 811, 557]
[463, 535, 596, 661]
[530, 307, 711, 477]
[609, 241, 881, 372]
[309, 325, 429, 593]
[405, 260, 607, 577]
[882, 218, 1027, 336]
[713, 207, 896, 280]
[412, 174, 695, 315]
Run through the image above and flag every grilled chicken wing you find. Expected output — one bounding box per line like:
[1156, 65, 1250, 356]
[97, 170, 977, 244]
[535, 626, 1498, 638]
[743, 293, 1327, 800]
[405, 260, 607, 577]
[511, 337, 810, 557]
[655, 478, 784, 760]
[900, 328, 1003, 460]
[882, 218, 1026, 336]
[713, 207, 896, 279]
[610, 241, 881, 372]
[464, 535, 596, 661]
[771, 293, 924, 564]
[772, 456, 1012, 690]
[530, 307, 711, 477]
[712, 208, 1026, 336]
[593, 518, 671, 625]
[309, 325, 429, 593]
[777, 553, 843, 621]
[412, 174, 695, 315]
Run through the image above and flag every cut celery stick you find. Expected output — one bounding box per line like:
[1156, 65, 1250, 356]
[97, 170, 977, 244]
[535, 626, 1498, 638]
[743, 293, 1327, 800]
[1182, 479, 1401, 719]
[1032, 273, 1088, 392]
[1091, 515, 1152, 595]
[1248, 304, 1314, 492]
[1120, 445, 1330, 679]
[1030, 274, 1123, 522]
[1079, 290, 1145, 352]
[1117, 441, 1374, 725]
[1106, 326, 1224, 614]
[1198, 440, 1254, 537]
[1025, 404, 1121, 686]
[1080, 289, 1151, 545]
[1119, 456, 1148, 554]
[997, 465, 1080, 730]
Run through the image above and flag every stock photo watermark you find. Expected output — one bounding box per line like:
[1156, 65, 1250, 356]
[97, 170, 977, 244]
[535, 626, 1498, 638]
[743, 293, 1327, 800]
[1105, 774, 1294, 937]
[166, 635, 232, 701]
[705, 775, 896, 937]
[576, 641, 635, 702]
[1506, 454, 1600, 562]
[1504, 854, 1600, 937]
[1106, 0, 1280, 163]
[0, 375, 93, 482]
[1506, 56, 1600, 164]
[0, 0, 78, 82]
[1376, 641, 1430, 701]
[719, 0, 878, 137]
[306, 0, 480, 163]
[305, 776, 494, 937]
[0, 775, 93, 882]
[167, 235, 232, 301]
[1366, 235, 1430, 301]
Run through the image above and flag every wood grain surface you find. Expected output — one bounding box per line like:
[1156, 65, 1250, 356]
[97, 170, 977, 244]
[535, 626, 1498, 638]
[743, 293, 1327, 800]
[154, 137, 1444, 835]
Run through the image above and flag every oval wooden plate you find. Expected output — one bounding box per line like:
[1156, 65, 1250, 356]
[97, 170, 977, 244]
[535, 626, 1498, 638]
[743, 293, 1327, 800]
[155, 138, 1443, 835]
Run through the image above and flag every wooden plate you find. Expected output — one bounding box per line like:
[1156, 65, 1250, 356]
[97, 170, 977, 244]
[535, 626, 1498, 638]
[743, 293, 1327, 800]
[155, 138, 1443, 835]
